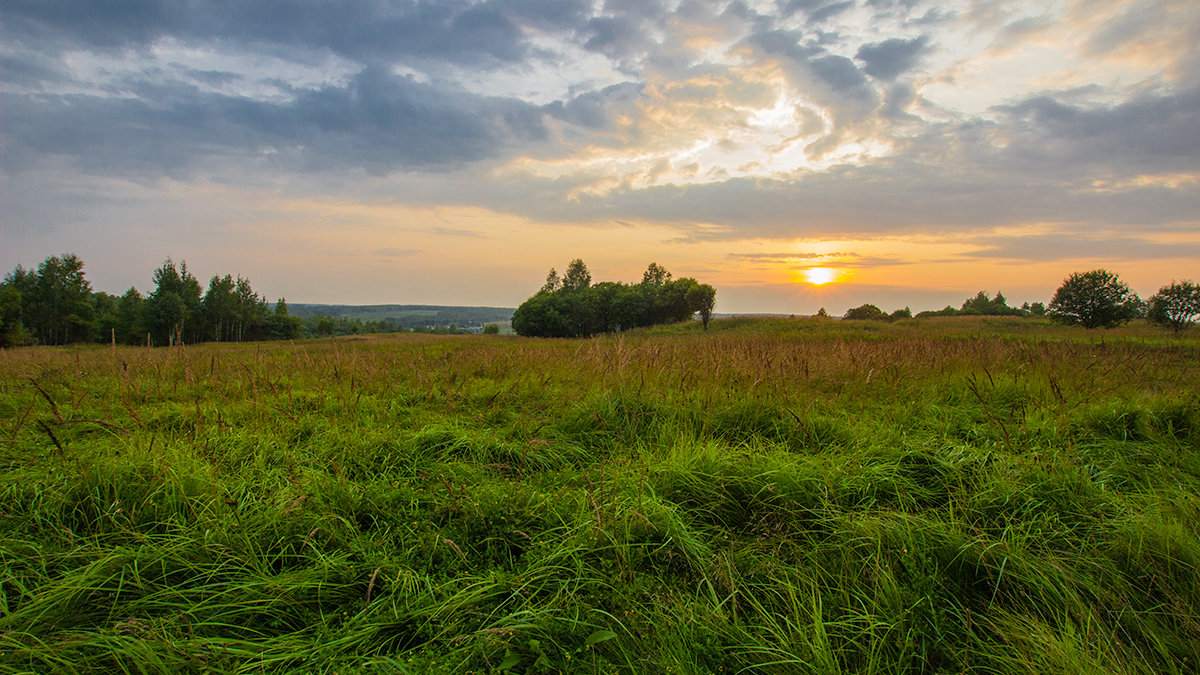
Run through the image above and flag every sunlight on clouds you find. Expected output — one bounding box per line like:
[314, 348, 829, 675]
[1067, 0, 1200, 82]
[514, 71, 894, 194]
[1090, 173, 1200, 192]
[920, 0, 1186, 116]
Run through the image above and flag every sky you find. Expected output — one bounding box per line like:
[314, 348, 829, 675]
[2, 0, 1198, 314]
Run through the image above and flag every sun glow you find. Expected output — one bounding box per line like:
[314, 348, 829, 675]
[802, 267, 841, 285]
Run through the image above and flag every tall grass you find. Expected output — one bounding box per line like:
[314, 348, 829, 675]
[1, 318, 1198, 672]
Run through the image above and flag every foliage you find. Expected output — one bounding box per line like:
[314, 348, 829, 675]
[1, 255, 417, 347]
[1049, 269, 1143, 328]
[686, 283, 717, 330]
[2, 254, 94, 345]
[146, 259, 204, 345]
[959, 290, 1023, 316]
[561, 258, 592, 291]
[1147, 280, 1200, 332]
[267, 298, 303, 340]
[916, 291, 1028, 318]
[843, 303, 888, 320]
[1, 319, 1198, 673]
[513, 261, 717, 337]
[1021, 301, 1047, 316]
[0, 283, 32, 347]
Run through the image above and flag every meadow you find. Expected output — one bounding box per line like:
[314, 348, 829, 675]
[1, 316, 1197, 674]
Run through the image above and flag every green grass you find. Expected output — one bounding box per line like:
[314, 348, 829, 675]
[1, 317, 1198, 673]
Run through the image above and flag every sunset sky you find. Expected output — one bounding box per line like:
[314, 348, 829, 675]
[3, 0, 1198, 314]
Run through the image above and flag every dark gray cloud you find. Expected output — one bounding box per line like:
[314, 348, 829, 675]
[544, 82, 645, 130]
[809, 53, 872, 95]
[969, 233, 1200, 262]
[778, 0, 854, 23]
[0, 51, 71, 88]
[3, 65, 551, 176]
[582, 15, 653, 60]
[738, 28, 875, 107]
[993, 87, 1200, 174]
[3, 0, 594, 68]
[855, 35, 930, 80]
[807, 1, 855, 24]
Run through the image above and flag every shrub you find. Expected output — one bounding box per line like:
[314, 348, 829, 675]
[1048, 269, 1142, 328]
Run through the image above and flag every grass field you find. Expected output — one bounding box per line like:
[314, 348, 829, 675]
[1, 317, 1198, 673]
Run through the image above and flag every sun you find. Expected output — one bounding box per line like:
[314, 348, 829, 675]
[802, 267, 840, 285]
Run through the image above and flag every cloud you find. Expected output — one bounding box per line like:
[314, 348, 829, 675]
[3, 65, 552, 176]
[727, 252, 846, 262]
[807, 2, 856, 25]
[582, 15, 652, 60]
[992, 87, 1200, 174]
[2, 0, 597, 68]
[967, 233, 1200, 262]
[4, 0, 1199, 309]
[855, 35, 930, 80]
[727, 251, 916, 267]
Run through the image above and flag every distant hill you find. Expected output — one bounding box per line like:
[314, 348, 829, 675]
[286, 304, 514, 328]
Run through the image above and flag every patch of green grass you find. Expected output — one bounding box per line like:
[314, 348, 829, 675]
[1, 317, 1198, 672]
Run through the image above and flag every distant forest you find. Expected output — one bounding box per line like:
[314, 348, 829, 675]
[4, 255, 1194, 348]
[287, 304, 513, 327]
[0, 254, 512, 348]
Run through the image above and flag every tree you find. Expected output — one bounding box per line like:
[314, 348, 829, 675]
[686, 283, 717, 330]
[642, 262, 672, 286]
[482, 323, 500, 335]
[90, 292, 119, 343]
[562, 259, 591, 291]
[1147, 281, 1200, 332]
[15, 254, 95, 345]
[654, 278, 697, 324]
[0, 282, 32, 347]
[541, 268, 562, 294]
[147, 259, 202, 344]
[203, 274, 237, 342]
[232, 276, 267, 341]
[267, 297, 302, 340]
[844, 304, 888, 320]
[115, 287, 146, 345]
[1048, 269, 1142, 329]
[960, 291, 1021, 316]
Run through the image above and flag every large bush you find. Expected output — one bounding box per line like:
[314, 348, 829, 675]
[1147, 280, 1200, 332]
[513, 261, 717, 337]
[1048, 269, 1142, 328]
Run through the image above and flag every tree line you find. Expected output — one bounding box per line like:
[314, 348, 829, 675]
[838, 269, 1200, 332]
[838, 290, 1045, 322]
[512, 260, 717, 338]
[0, 254, 412, 348]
